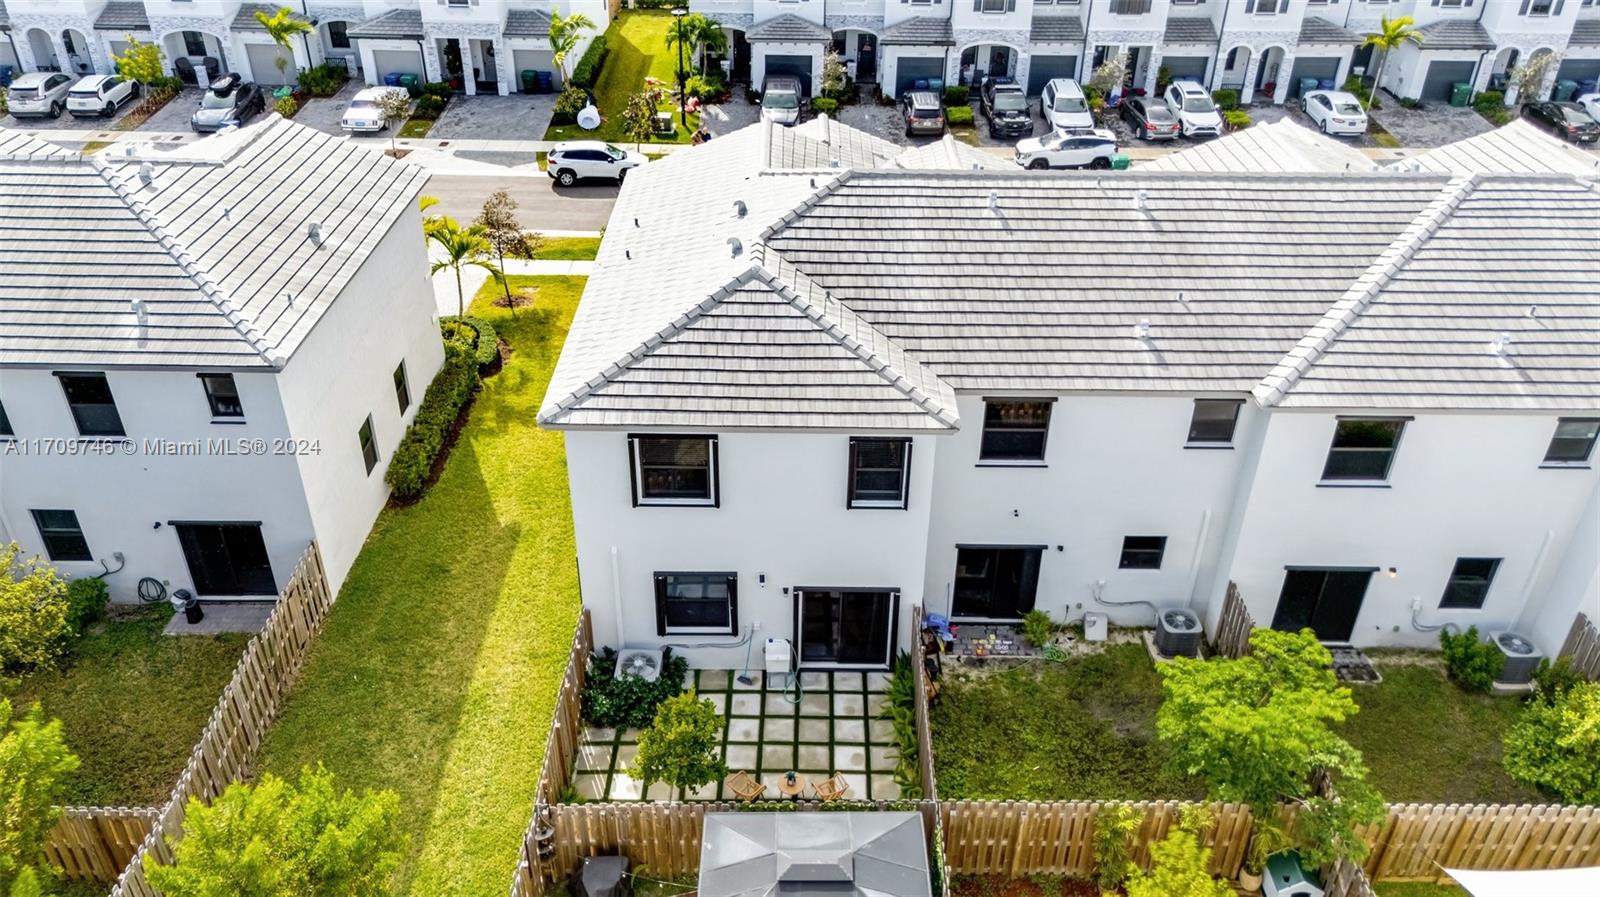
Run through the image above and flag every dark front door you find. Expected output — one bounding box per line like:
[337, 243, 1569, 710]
[1271, 568, 1373, 643]
[732, 32, 751, 83]
[797, 589, 896, 668]
[988, 46, 1010, 78]
[175, 523, 277, 597]
[951, 546, 1042, 620]
[857, 34, 876, 81]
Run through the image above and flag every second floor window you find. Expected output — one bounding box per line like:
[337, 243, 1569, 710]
[1321, 418, 1406, 482]
[1110, 0, 1154, 13]
[977, 0, 1011, 11]
[849, 438, 911, 508]
[394, 362, 411, 414]
[631, 435, 718, 505]
[328, 21, 350, 49]
[359, 415, 378, 474]
[1245, 0, 1290, 12]
[57, 373, 125, 437]
[199, 373, 243, 418]
[1187, 399, 1243, 445]
[1544, 418, 1600, 465]
[1524, 0, 1555, 13]
[980, 400, 1052, 463]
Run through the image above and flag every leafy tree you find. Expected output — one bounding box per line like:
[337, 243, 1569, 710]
[1121, 806, 1231, 897]
[1503, 681, 1600, 805]
[254, 6, 314, 82]
[549, 13, 596, 84]
[630, 691, 725, 792]
[146, 765, 404, 897]
[0, 699, 80, 897]
[1509, 50, 1562, 103]
[0, 544, 71, 676]
[1361, 15, 1423, 108]
[1091, 803, 1140, 892]
[375, 88, 412, 154]
[425, 216, 505, 317]
[620, 88, 663, 151]
[821, 50, 847, 101]
[113, 36, 165, 86]
[1088, 55, 1127, 103]
[474, 191, 542, 311]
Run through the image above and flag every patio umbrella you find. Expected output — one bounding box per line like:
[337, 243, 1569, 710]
[1444, 866, 1600, 897]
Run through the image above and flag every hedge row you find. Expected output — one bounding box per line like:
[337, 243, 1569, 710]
[571, 34, 609, 90]
[384, 344, 480, 500]
[441, 315, 498, 368]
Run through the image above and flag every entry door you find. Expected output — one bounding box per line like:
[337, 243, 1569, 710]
[988, 47, 1010, 78]
[857, 35, 876, 80]
[1270, 569, 1373, 643]
[796, 589, 896, 668]
[951, 546, 1042, 620]
[175, 523, 277, 597]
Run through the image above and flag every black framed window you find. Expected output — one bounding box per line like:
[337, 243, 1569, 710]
[358, 415, 378, 474]
[654, 572, 737, 635]
[630, 435, 717, 505]
[394, 362, 411, 414]
[979, 400, 1052, 462]
[31, 509, 91, 562]
[1321, 418, 1406, 481]
[328, 21, 351, 49]
[56, 373, 125, 436]
[951, 546, 1043, 619]
[848, 438, 911, 508]
[1119, 536, 1167, 570]
[181, 31, 207, 56]
[1544, 418, 1599, 465]
[199, 373, 243, 418]
[0, 401, 12, 437]
[1439, 557, 1501, 610]
[1187, 399, 1243, 445]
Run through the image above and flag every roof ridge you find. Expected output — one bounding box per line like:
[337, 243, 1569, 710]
[1253, 174, 1479, 406]
[89, 153, 280, 366]
[757, 169, 853, 240]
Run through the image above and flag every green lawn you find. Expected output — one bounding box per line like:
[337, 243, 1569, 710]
[400, 118, 435, 138]
[544, 10, 699, 144]
[931, 644, 1203, 801]
[256, 275, 585, 897]
[1340, 664, 1540, 805]
[3, 608, 246, 807]
[533, 237, 600, 260]
[1374, 883, 1470, 897]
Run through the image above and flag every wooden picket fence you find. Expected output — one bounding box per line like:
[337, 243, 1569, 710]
[1324, 857, 1378, 897]
[911, 605, 939, 802]
[1212, 582, 1254, 659]
[1558, 612, 1600, 680]
[43, 807, 159, 882]
[1358, 803, 1600, 882]
[99, 542, 334, 897]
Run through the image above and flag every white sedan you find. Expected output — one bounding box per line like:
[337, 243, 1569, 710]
[341, 87, 405, 133]
[1014, 128, 1118, 170]
[1303, 90, 1368, 137]
[1578, 93, 1600, 127]
[66, 74, 140, 118]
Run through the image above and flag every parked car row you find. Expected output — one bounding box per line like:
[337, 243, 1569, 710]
[191, 73, 266, 133]
[1522, 98, 1600, 144]
[7, 71, 139, 118]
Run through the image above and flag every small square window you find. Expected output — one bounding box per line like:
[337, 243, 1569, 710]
[394, 362, 411, 414]
[0, 401, 12, 437]
[57, 373, 125, 437]
[199, 373, 243, 418]
[1187, 399, 1243, 445]
[849, 438, 911, 508]
[980, 400, 1052, 463]
[655, 572, 737, 635]
[631, 436, 718, 505]
[1321, 418, 1405, 482]
[1544, 418, 1599, 465]
[1119, 536, 1167, 570]
[32, 509, 92, 562]
[358, 415, 378, 474]
[1439, 557, 1500, 610]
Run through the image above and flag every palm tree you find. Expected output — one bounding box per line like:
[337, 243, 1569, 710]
[1362, 15, 1423, 108]
[693, 15, 728, 75]
[426, 215, 505, 316]
[549, 12, 596, 85]
[254, 6, 315, 83]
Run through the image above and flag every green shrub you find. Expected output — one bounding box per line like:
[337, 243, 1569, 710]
[630, 691, 726, 791]
[383, 344, 479, 500]
[1440, 626, 1504, 693]
[439, 319, 476, 355]
[1398, 96, 1423, 110]
[1530, 656, 1584, 707]
[411, 94, 447, 120]
[0, 87, 9, 117]
[1474, 90, 1511, 124]
[274, 95, 299, 118]
[1222, 109, 1252, 130]
[1502, 681, 1600, 804]
[65, 577, 109, 636]
[811, 97, 838, 116]
[1092, 803, 1140, 891]
[1021, 609, 1055, 648]
[945, 105, 974, 126]
[440, 315, 499, 368]
[942, 85, 969, 106]
[1212, 88, 1240, 111]
[0, 544, 71, 675]
[423, 81, 453, 100]
[580, 646, 689, 729]
[295, 61, 348, 98]
[877, 653, 922, 797]
[1122, 807, 1232, 897]
[552, 83, 587, 124]
[571, 33, 609, 89]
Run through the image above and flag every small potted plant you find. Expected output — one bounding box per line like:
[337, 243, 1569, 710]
[1238, 819, 1291, 893]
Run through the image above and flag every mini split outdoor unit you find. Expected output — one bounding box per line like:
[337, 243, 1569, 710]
[614, 646, 665, 683]
[1489, 631, 1544, 685]
[1154, 608, 1203, 658]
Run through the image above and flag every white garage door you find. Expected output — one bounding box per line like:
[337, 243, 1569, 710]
[511, 49, 561, 91]
[371, 49, 424, 84]
[246, 42, 291, 86]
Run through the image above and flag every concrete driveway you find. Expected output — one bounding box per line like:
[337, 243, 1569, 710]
[429, 93, 555, 141]
[1, 92, 141, 130]
[293, 80, 363, 136]
[1368, 92, 1494, 147]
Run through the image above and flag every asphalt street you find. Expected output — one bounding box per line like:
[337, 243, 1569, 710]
[420, 174, 617, 232]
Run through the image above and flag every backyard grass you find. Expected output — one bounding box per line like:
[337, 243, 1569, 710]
[3, 607, 247, 806]
[931, 643, 1202, 801]
[1340, 663, 1540, 805]
[533, 236, 600, 260]
[1374, 882, 1470, 897]
[544, 10, 699, 143]
[256, 275, 585, 897]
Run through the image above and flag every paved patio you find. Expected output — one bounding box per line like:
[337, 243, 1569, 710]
[571, 668, 903, 802]
[429, 92, 556, 142]
[1369, 92, 1495, 147]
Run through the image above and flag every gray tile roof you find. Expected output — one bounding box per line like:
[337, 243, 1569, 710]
[1143, 119, 1378, 173]
[232, 2, 312, 31]
[93, 1, 149, 32]
[348, 8, 424, 41]
[0, 2, 9, 31]
[893, 135, 1007, 171]
[503, 8, 553, 38]
[1573, 19, 1600, 46]
[1417, 19, 1494, 51]
[1395, 119, 1600, 176]
[1164, 17, 1217, 46]
[0, 117, 429, 369]
[1030, 16, 1085, 45]
[0, 128, 73, 160]
[1258, 176, 1600, 410]
[768, 117, 900, 170]
[1298, 15, 1362, 46]
[747, 14, 829, 44]
[881, 16, 954, 47]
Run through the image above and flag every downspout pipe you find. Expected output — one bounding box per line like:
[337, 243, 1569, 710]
[1082, 0, 1097, 83]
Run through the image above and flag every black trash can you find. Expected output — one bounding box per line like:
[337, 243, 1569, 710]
[171, 588, 204, 624]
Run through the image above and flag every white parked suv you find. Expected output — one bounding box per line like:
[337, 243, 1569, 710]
[1302, 90, 1368, 136]
[66, 74, 141, 117]
[1014, 128, 1118, 170]
[1039, 78, 1095, 131]
[6, 72, 75, 118]
[1163, 80, 1222, 138]
[546, 141, 647, 187]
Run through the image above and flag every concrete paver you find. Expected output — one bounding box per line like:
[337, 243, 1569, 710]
[429, 92, 556, 142]
[292, 79, 363, 136]
[163, 602, 273, 635]
[1369, 91, 1495, 147]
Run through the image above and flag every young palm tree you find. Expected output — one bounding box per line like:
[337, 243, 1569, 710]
[426, 215, 505, 317]
[693, 15, 728, 75]
[549, 12, 597, 85]
[254, 6, 315, 82]
[1362, 15, 1423, 108]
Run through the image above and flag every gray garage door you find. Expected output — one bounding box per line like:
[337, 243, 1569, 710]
[897, 56, 944, 95]
[371, 49, 424, 84]
[512, 49, 561, 90]
[1289, 56, 1341, 96]
[1557, 58, 1600, 86]
[1026, 55, 1080, 96]
[1421, 60, 1476, 102]
[1163, 55, 1209, 82]
[246, 43, 291, 86]
[764, 54, 813, 91]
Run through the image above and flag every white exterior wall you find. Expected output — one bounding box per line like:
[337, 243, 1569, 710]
[884, 0, 947, 29]
[1380, 41, 1480, 100]
[754, 0, 828, 26]
[1522, 478, 1600, 656]
[1218, 411, 1600, 649]
[564, 430, 938, 669]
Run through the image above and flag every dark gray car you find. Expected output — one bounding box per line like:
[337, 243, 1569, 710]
[900, 91, 945, 136]
[190, 74, 266, 133]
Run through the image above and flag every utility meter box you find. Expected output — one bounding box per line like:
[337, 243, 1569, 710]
[1262, 852, 1323, 897]
[765, 638, 793, 676]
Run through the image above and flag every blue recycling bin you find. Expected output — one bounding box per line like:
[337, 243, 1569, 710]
[1579, 79, 1598, 96]
[535, 70, 554, 93]
[914, 78, 928, 90]
[928, 78, 943, 93]
[0, 65, 13, 87]
[383, 72, 403, 87]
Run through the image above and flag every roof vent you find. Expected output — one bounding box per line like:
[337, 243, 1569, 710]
[221, 205, 231, 220]
[633, 216, 640, 228]
[987, 190, 1000, 213]
[137, 162, 154, 187]
[1408, 159, 1423, 173]
[1133, 319, 1152, 341]
[1527, 304, 1538, 318]
[122, 143, 137, 158]
[130, 298, 147, 320]
[1487, 332, 1512, 356]
[727, 237, 743, 258]
[829, 157, 840, 168]
[733, 199, 748, 218]
[283, 291, 294, 307]
[308, 222, 325, 248]
[1133, 189, 1149, 212]
[1177, 291, 1187, 305]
